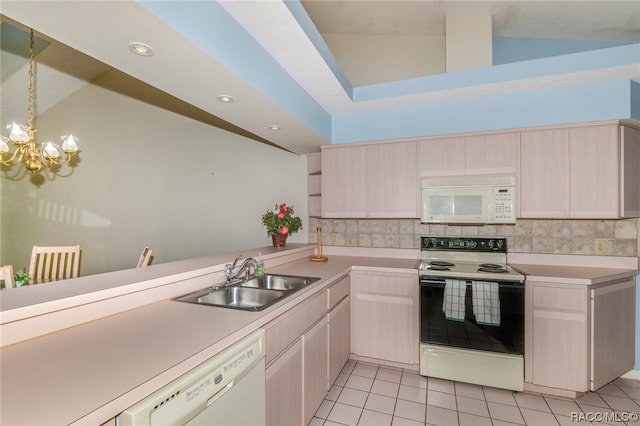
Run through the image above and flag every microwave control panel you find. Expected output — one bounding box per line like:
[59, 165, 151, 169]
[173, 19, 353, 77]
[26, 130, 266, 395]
[493, 187, 515, 222]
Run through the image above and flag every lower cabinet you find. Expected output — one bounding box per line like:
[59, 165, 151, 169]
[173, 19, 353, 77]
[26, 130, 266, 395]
[525, 277, 635, 393]
[264, 274, 351, 426]
[266, 337, 303, 426]
[350, 270, 419, 365]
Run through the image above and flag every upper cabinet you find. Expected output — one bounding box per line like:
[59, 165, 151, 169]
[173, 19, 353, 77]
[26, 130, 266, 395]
[322, 141, 418, 218]
[307, 153, 322, 218]
[419, 132, 518, 177]
[519, 123, 640, 219]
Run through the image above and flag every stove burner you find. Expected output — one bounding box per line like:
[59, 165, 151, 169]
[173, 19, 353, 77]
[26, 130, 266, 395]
[478, 264, 508, 273]
[427, 265, 451, 271]
[429, 261, 455, 267]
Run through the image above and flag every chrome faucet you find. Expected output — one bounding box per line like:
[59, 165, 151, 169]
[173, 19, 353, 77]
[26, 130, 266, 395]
[224, 255, 257, 284]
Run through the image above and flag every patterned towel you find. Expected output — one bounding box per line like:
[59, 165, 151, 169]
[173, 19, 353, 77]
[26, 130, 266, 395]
[472, 281, 501, 326]
[443, 279, 466, 321]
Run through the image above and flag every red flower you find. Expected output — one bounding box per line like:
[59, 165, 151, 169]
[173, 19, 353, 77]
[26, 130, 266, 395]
[277, 212, 285, 220]
[279, 203, 287, 212]
[279, 226, 289, 235]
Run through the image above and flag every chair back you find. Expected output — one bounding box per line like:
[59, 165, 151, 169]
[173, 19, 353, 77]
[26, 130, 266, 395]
[29, 245, 81, 282]
[136, 247, 153, 268]
[0, 265, 15, 288]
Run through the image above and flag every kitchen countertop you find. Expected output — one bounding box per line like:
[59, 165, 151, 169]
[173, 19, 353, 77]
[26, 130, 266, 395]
[507, 253, 639, 285]
[1, 247, 636, 425]
[0, 246, 417, 426]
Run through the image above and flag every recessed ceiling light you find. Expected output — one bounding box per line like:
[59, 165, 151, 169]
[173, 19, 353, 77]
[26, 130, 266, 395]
[217, 95, 234, 103]
[268, 125, 281, 131]
[128, 42, 154, 57]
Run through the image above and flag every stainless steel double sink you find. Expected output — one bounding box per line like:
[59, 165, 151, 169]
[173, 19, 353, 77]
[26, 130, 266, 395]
[174, 274, 321, 311]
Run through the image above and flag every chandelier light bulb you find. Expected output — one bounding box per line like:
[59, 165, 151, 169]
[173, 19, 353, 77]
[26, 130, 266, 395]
[42, 141, 60, 159]
[8, 122, 29, 142]
[61, 134, 79, 152]
[0, 136, 9, 153]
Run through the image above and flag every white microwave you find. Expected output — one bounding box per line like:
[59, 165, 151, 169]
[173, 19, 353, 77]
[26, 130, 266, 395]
[421, 176, 516, 224]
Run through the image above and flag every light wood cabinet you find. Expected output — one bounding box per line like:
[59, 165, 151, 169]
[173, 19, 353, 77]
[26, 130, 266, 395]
[321, 145, 367, 217]
[519, 123, 640, 219]
[327, 275, 351, 387]
[519, 128, 570, 218]
[525, 278, 635, 393]
[303, 318, 328, 425]
[350, 270, 419, 365]
[265, 291, 326, 426]
[366, 141, 418, 217]
[419, 132, 518, 177]
[321, 141, 418, 218]
[266, 337, 303, 426]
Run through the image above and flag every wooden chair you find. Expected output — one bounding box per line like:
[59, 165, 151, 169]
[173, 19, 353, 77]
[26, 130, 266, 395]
[29, 245, 81, 283]
[136, 246, 153, 268]
[0, 265, 15, 288]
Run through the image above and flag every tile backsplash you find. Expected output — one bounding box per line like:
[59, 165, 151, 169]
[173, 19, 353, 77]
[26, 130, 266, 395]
[308, 218, 639, 257]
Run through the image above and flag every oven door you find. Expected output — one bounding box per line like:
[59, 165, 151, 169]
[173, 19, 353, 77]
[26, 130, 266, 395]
[419, 275, 524, 355]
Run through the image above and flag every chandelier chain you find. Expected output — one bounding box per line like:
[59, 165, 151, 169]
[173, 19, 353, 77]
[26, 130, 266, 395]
[27, 29, 35, 129]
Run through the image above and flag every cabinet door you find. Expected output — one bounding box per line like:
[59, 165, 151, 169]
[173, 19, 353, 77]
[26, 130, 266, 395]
[266, 338, 303, 426]
[419, 137, 466, 177]
[590, 279, 635, 390]
[465, 133, 518, 175]
[303, 318, 328, 425]
[620, 126, 640, 217]
[528, 282, 589, 392]
[367, 141, 418, 217]
[322, 145, 367, 217]
[569, 125, 620, 218]
[328, 296, 351, 387]
[351, 271, 418, 365]
[519, 129, 570, 218]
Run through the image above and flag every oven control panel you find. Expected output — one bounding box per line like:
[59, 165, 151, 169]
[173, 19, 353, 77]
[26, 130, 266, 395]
[421, 237, 507, 253]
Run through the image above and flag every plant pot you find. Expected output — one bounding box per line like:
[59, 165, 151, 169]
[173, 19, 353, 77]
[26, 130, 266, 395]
[271, 234, 288, 247]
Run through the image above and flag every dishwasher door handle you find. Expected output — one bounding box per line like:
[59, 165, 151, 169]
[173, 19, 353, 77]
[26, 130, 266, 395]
[206, 381, 234, 407]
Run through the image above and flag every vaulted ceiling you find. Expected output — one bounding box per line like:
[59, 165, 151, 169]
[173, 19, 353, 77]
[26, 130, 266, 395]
[1, 1, 639, 154]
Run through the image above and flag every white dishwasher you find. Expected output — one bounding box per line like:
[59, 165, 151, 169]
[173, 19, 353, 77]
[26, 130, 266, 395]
[117, 329, 266, 426]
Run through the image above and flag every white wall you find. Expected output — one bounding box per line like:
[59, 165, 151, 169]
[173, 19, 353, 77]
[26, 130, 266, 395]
[0, 70, 308, 276]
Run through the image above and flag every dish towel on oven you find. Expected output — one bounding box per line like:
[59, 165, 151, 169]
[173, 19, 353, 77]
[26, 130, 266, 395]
[443, 279, 466, 321]
[471, 281, 500, 326]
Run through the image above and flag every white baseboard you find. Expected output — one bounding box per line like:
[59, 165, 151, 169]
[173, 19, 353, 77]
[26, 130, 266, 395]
[622, 370, 640, 380]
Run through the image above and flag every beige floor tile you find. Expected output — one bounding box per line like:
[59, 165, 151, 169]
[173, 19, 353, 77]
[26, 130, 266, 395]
[327, 385, 343, 401]
[619, 385, 640, 399]
[398, 384, 427, 404]
[339, 387, 370, 408]
[555, 414, 591, 425]
[401, 372, 428, 390]
[366, 393, 397, 415]
[456, 395, 489, 417]
[353, 362, 380, 379]
[328, 402, 363, 426]
[454, 382, 485, 400]
[597, 383, 628, 398]
[515, 393, 551, 412]
[458, 412, 491, 426]
[377, 367, 403, 383]
[335, 373, 349, 387]
[395, 399, 426, 422]
[315, 399, 335, 419]
[372, 379, 400, 398]
[575, 392, 609, 408]
[308, 417, 324, 426]
[342, 360, 357, 374]
[600, 393, 640, 412]
[425, 405, 459, 426]
[427, 390, 457, 411]
[483, 387, 517, 406]
[487, 401, 525, 424]
[614, 377, 640, 389]
[391, 416, 423, 426]
[359, 409, 393, 426]
[520, 407, 560, 425]
[346, 375, 375, 392]
[428, 378, 456, 395]
[544, 396, 583, 416]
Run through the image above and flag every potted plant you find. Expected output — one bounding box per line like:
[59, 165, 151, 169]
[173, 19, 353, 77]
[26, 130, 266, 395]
[14, 269, 31, 287]
[261, 203, 302, 247]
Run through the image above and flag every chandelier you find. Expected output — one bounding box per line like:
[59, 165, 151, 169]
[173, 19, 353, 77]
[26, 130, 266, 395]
[0, 29, 79, 174]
